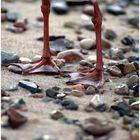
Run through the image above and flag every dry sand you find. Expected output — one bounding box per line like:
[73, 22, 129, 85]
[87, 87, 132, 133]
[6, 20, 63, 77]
[1, 1, 139, 140]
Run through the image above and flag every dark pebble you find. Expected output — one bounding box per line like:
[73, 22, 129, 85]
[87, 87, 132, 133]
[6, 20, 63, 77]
[127, 17, 139, 29]
[61, 99, 78, 110]
[82, 5, 93, 16]
[121, 35, 135, 46]
[104, 29, 117, 40]
[1, 7, 8, 13]
[52, 1, 69, 15]
[111, 101, 134, 117]
[1, 51, 19, 66]
[66, 0, 92, 6]
[46, 88, 60, 99]
[106, 5, 126, 15]
[127, 56, 139, 63]
[18, 79, 42, 93]
[82, 24, 95, 31]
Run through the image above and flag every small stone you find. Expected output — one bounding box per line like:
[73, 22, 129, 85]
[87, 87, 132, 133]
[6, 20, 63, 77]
[82, 23, 95, 31]
[127, 17, 139, 29]
[71, 90, 84, 97]
[5, 85, 18, 92]
[109, 48, 124, 60]
[102, 38, 112, 49]
[52, 1, 69, 15]
[130, 101, 139, 111]
[80, 39, 96, 50]
[79, 60, 93, 68]
[1, 7, 8, 13]
[123, 63, 136, 75]
[14, 17, 28, 30]
[6, 12, 19, 22]
[114, 84, 129, 95]
[1, 89, 10, 97]
[82, 5, 93, 16]
[111, 101, 133, 116]
[1, 13, 7, 22]
[130, 129, 139, 140]
[86, 55, 96, 64]
[6, 26, 25, 33]
[32, 93, 44, 98]
[82, 117, 115, 136]
[108, 66, 123, 77]
[32, 55, 41, 61]
[127, 75, 139, 87]
[34, 134, 57, 140]
[57, 93, 66, 99]
[8, 65, 22, 74]
[72, 84, 85, 91]
[61, 99, 78, 110]
[85, 86, 96, 95]
[63, 88, 72, 95]
[106, 5, 126, 15]
[57, 49, 84, 63]
[1, 51, 19, 65]
[50, 110, 64, 120]
[18, 79, 42, 93]
[54, 59, 65, 68]
[6, 108, 27, 129]
[19, 57, 32, 64]
[2, 97, 11, 102]
[9, 98, 26, 109]
[46, 88, 60, 99]
[64, 21, 80, 29]
[84, 104, 93, 112]
[80, 49, 88, 55]
[104, 29, 117, 40]
[89, 95, 104, 107]
[121, 35, 135, 46]
[1, 116, 9, 127]
[50, 38, 73, 54]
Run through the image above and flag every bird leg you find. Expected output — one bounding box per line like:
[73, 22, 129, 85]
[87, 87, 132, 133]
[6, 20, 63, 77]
[67, 0, 104, 88]
[9, 0, 60, 75]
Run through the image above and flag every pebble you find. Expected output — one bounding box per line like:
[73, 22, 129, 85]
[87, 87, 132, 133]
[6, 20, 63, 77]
[5, 85, 18, 92]
[8, 65, 22, 74]
[18, 79, 42, 93]
[1, 7, 8, 13]
[57, 49, 84, 63]
[114, 84, 129, 95]
[127, 56, 139, 63]
[102, 38, 112, 49]
[126, 75, 139, 87]
[54, 59, 65, 68]
[66, 0, 92, 6]
[6, 108, 27, 129]
[6, 26, 25, 33]
[121, 35, 135, 46]
[79, 60, 93, 68]
[64, 21, 80, 29]
[104, 29, 117, 40]
[80, 38, 96, 50]
[127, 17, 139, 29]
[84, 104, 93, 112]
[89, 95, 104, 108]
[19, 57, 32, 64]
[109, 48, 124, 60]
[82, 117, 115, 136]
[50, 110, 64, 120]
[52, 1, 69, 15]
[61, 99, 78, 110]
[46, 88, 60, 99]
[6, 12, 19, 22]
[9, 98, 26, 110]
[80, 49, 88, 55]
[1, 13, 7, 22]
[85, 86, 96, 95]
[130, 129, 139, 140]
[57, 93, 66, 99]
[34, 134, 57, 140]
[106, 5, 126, 15]
[1, 116, 9, 127]
[130, 101, 139, 111]
[1, 51, 19, 65]
[82, 23, 95, 31]
[86, 55, 96, 64]
[82, 5, 93, 16]
[72, 84, 85, 91]
[111, 101, 133, 116]
[123, 63, 136, 75]
[108, 66, 123, 77]
[31, 93, 44, 98]
[50, 38, 73, 54]
[71, 90, 84, 97]
[14, 17, 28, 30]
[1, 89, 10, 97]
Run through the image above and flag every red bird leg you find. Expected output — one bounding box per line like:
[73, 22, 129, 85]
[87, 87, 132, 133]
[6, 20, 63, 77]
[10, 0, 60, 75]
[67, 0, 104, 88]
